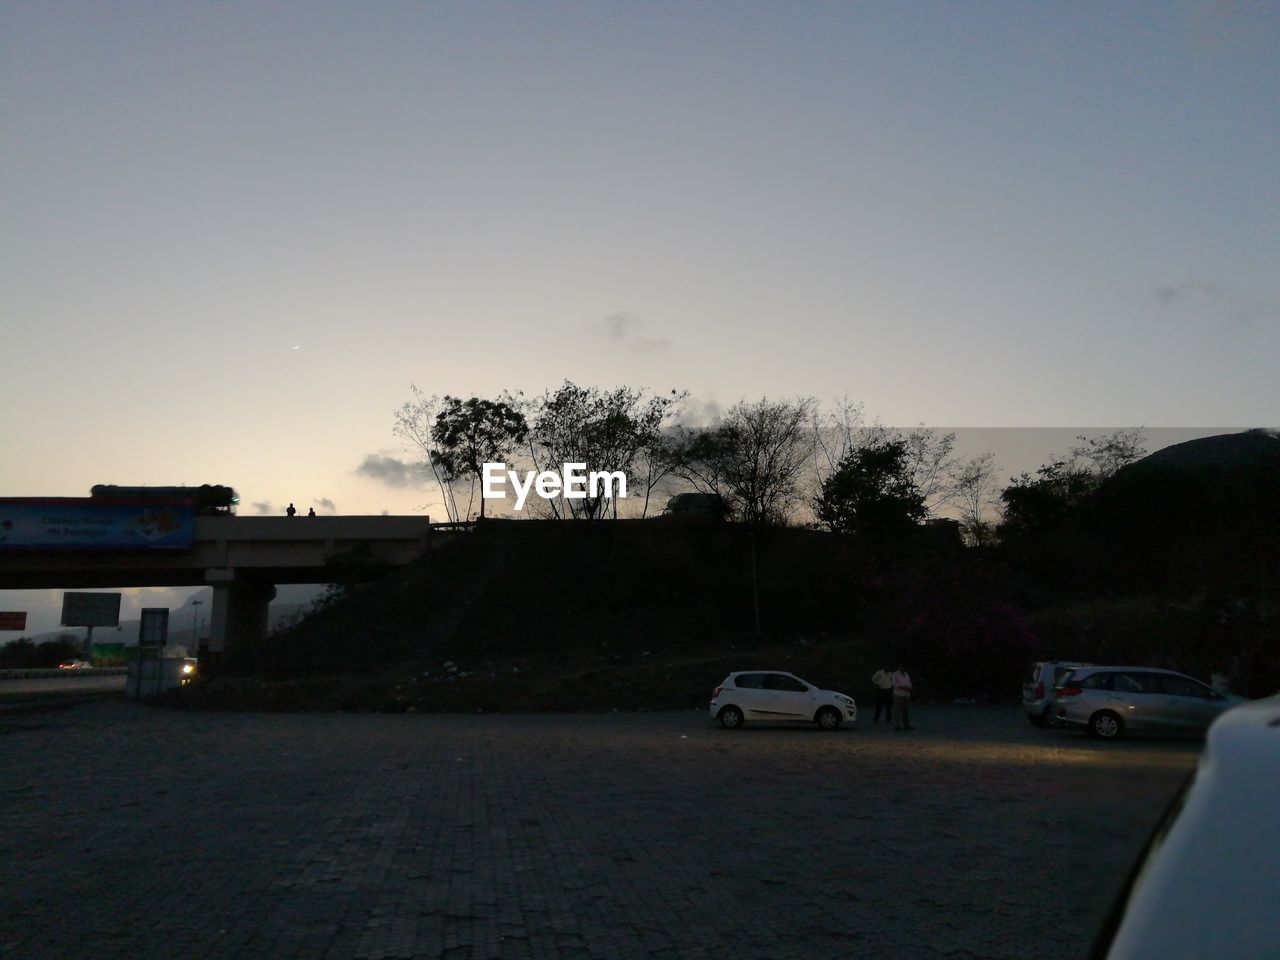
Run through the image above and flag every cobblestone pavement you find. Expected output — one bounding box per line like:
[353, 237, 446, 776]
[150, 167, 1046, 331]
[0, 703, 1198, 960]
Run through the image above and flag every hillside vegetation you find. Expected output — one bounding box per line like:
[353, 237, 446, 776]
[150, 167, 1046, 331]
[178, 431, 1280, 712]
[180, 520, 1032, 711]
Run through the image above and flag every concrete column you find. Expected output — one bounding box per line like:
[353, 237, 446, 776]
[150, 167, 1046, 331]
[205, 569, 276, 665]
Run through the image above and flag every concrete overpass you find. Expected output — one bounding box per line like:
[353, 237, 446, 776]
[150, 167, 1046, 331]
[0, 516, 439, 661]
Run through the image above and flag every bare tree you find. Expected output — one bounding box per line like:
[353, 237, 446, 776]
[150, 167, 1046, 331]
[949, 451, 1002, 545]
[394, 386, 463, 522]
[1070, 428, 1147, 479]
[808, 397, 867, 499]
[902, 426, 957, 514]
[633, 433, 684, 518]
[673, 397, 816, 525]
[849, 423, 957, 516]
[527, 381, 684, 519]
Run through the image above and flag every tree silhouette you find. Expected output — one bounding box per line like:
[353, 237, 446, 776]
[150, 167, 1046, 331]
[814, 436, 926, 539]
[432, 395, 528, 520]
[528, 382, 683, 519]
[671, 397, 815, 526]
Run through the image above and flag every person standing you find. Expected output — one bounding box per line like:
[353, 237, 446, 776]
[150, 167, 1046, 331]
[891, 664, 914, 730]
[286, 503, 297, 517]
[870, 667, 894, 724]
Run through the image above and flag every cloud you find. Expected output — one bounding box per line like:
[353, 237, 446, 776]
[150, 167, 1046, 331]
[632, 335, 672, 353]
[355, 454, 421, 488]
[604, 312, 632, 341]
[1155, 282, 1278, 327]
[313, 498, 336, 513]
[600, 311, 672, 353]
[674, 395, 723, 428]
[251, 500, 274, 515]
[1183, 0, 1277, 57]
[1231, 299, 1280, 327]
[1155, 282, 1223, 304]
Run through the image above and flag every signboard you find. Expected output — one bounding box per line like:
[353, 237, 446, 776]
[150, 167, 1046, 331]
[0, 498, 194, 551]
[62, 592, 122, 628]
[0, 612, 26, 631]
[138, 608, 170, 647]
[130, 608, 170, 699]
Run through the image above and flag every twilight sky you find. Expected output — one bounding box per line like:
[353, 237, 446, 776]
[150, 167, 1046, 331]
[3, 1, 1277, 532]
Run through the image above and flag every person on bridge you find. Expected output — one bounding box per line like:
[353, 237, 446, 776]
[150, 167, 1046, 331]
[286, 503, 297, 517]
[307, 507, 316, 516]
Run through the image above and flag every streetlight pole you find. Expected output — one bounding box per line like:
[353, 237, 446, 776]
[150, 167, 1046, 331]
[191, 599, 203, 655]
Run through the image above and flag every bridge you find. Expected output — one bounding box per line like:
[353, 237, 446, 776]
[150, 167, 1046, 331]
[0, 516, 439, 661]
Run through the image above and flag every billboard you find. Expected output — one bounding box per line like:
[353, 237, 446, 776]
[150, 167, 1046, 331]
[0, 498, 194, 551]
[0, 612, 26, 631]
[62, 592, 122, 628]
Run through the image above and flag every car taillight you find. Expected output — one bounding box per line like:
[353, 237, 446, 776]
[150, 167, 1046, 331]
[1058, 685, 1082, 698]
[712, 686, 723, 698]
[1034, 682, 1044, 699]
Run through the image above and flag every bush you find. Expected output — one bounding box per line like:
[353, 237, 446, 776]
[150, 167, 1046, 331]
[0, 637, 83, 669]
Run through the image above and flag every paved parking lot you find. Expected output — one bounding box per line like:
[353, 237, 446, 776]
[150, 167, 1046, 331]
[0, 702, 1197, 960]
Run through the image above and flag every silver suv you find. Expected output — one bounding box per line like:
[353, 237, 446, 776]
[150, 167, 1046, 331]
[1053, 666, 1241, 739]
[1022, 661, 1089, 726]
[709, 671, 857, 730]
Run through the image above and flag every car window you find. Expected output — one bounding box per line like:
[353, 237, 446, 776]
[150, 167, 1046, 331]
[1159, 674, 1211, 699]
[1111, 672, 1153, 694]
[1024, 663, 1041, 684]
[765, 674, 808, 692]
[1138, 673, 1172, 693]
[1079, 672, 1109, 690]
[734, 674, 764, 689]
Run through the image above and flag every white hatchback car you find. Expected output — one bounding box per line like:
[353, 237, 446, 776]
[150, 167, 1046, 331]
[709, 671, 857, 730]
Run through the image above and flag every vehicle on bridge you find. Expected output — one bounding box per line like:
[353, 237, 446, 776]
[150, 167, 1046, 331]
[90, 484, 239, 514]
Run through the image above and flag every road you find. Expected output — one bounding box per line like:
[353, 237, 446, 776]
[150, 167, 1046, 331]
[0, 702, 1197, 960]
[0, 672, 126, 711]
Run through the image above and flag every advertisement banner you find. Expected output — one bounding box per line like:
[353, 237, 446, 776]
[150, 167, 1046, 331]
[0, 612, 27, 631]
[0, 498, 194, 551]
[62, 592, 123, 628]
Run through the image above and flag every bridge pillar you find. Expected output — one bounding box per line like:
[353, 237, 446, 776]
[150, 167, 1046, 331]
[206, 570, 276, 665]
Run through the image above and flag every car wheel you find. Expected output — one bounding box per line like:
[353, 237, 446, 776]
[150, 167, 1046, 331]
[718, 706, 744, 730]
[1089, 711, 1123, 740]
[815, 706, 842, 730]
